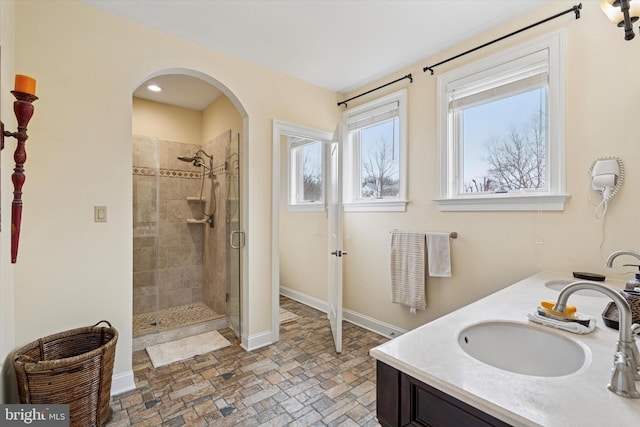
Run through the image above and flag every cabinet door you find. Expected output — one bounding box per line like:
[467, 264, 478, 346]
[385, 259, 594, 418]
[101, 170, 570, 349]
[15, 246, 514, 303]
[376, 361, 400, 427]
[400, 374, 512, 427]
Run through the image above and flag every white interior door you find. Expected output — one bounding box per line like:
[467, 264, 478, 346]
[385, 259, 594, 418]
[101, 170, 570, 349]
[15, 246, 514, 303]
[327, 139, 344, 353]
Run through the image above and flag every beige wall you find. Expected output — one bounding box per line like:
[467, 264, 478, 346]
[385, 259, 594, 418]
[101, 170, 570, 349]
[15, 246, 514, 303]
[202, 95, 243, 147]
[132, 93, 243, 148]
[0, 0, 16, 404]
[279, 1, 640, 331]
[132, 97, 202, 143]
[1, 0, 338, 398]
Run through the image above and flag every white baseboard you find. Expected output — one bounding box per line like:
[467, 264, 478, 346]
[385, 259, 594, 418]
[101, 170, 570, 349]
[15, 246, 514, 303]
[111, 370, 136, 396]
[343, 308, 406, 339]
[279, 286, 405, 339]
[242, 330, 273, 352]
[279, 286, 328, 313]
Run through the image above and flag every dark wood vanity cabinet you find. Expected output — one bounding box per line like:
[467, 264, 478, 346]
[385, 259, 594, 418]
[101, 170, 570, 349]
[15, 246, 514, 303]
[376, 361, 512, 427]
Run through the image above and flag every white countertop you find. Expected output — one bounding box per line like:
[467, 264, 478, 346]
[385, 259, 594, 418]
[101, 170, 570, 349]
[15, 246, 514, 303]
[370, 271, 640, 426]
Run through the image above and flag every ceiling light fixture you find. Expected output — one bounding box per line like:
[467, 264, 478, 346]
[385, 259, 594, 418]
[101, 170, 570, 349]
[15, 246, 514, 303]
[601, 0, 640, 40]
[147, 84, 162, 92]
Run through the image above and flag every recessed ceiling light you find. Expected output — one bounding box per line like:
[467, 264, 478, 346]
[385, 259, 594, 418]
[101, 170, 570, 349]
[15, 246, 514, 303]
[147, 84, 162, 92]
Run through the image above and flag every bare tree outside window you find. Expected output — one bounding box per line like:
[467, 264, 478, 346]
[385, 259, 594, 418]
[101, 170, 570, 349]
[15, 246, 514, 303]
[302, 144, 322, 201]
[485, 112, 546, 191]
[462, 89, 547, 194]
[465, 177, 495, 193]
[361, 133, 399, 199]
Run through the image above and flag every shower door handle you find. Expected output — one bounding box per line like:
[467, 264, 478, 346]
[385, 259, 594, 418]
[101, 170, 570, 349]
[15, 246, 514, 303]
[230, 230, 245, 249]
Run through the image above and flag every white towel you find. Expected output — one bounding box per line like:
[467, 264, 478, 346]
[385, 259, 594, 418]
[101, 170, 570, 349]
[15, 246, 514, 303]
[390, 231, 426, 312]
[527, 312, 596, 334]
[426, 232, 451, 277]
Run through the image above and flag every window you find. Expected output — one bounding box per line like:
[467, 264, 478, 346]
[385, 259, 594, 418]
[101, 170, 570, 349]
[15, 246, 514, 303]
[436, 31, 568, 211]
[288, 136, 325, 211]
[343, 89, 407, 212]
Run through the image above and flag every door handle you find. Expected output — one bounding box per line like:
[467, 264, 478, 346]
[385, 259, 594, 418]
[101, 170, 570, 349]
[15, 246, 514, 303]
[230, 230, 245, 249]
[330, 250, 347, 257]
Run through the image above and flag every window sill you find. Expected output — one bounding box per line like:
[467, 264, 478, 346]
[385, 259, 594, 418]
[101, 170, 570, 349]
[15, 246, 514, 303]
[287, 203, 326, 213]
[344, 200, 408, 212]
[434, 194, 570, 212]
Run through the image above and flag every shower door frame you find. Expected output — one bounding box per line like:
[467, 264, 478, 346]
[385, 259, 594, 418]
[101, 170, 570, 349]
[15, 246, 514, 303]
[226, 132, 242, 337]
[132, 136, 162, 338]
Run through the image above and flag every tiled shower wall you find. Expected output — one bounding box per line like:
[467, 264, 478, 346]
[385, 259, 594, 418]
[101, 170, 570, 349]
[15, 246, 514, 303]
[132, 134, 228, 319]
[203, 130, 230, 315]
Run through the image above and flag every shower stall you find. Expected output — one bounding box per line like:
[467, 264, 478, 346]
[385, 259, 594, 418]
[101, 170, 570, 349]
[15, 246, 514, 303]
[132, 130, 241, 350]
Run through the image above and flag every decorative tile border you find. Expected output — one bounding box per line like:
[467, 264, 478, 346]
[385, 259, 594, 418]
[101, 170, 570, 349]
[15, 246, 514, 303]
[133, 165, 228, 178]
[160, 168, 204, 179]
[132, 166, 157, 176]
[133, 167, 202, 179]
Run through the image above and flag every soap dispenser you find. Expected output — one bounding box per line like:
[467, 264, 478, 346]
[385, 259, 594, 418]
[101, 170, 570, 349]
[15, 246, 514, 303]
[623, 264, 640, 291]
[621, 264, 640, 325]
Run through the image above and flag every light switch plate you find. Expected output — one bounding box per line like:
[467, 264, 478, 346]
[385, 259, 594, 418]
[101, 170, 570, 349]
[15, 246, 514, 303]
[94, 206, 107, 222]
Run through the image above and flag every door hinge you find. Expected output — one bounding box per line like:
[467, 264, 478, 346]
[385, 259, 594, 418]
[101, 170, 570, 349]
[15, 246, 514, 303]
[330, 250, 348, 257]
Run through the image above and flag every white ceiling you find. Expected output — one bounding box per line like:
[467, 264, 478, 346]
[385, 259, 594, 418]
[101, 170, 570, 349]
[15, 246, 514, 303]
[132, 74, 224, 111]
[84, 0, 553, 110]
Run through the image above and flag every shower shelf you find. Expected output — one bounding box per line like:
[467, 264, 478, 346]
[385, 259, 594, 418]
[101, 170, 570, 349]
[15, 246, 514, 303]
[186, 218, 208, 224]
[186, 197, 205, 202]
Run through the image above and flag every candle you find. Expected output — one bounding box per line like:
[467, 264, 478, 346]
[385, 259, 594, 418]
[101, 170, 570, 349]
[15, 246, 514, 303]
[14, 74, 36, 96]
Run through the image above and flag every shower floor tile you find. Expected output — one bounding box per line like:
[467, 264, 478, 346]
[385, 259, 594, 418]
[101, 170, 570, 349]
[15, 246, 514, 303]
[133, 302, 223, 336]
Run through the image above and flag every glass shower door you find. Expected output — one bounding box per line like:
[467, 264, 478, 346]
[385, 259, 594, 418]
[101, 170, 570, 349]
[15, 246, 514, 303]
[226, 133, 242, 337]
[132, 136, 160, 337]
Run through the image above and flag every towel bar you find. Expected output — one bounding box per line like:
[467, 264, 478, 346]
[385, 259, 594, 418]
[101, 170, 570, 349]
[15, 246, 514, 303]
[390, 230, 457, 239]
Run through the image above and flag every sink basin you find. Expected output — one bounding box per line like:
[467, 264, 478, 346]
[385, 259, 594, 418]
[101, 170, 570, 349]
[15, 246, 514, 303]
[545, 280, 606, 297]
[458, 321, 588, 377]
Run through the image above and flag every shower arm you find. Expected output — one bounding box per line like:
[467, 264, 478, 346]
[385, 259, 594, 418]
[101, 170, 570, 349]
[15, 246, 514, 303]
[194, 150, 213, 171]
[178, 150, 214, 171]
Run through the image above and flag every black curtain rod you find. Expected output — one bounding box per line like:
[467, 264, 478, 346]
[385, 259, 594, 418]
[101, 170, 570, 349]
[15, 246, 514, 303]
[423, 3, 582, 75]
[337, 73, 413, 108]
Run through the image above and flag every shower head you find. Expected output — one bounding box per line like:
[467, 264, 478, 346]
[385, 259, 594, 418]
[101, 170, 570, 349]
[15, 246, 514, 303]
[177, 155, 197, 162]
[177, 150, 213, 172]
[178, 154, 207, 169]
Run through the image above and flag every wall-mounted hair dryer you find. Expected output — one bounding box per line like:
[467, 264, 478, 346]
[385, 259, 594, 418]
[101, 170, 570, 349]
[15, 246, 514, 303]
[590, 157, 624, 218]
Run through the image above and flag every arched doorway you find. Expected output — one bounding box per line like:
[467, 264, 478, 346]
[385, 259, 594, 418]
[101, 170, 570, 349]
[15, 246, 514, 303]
[130, 68, 248, 351]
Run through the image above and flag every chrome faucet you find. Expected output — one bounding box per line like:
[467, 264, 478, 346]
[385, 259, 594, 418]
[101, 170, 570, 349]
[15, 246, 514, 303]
[554, 281, 640, 398]
[605, 250, 640, 267]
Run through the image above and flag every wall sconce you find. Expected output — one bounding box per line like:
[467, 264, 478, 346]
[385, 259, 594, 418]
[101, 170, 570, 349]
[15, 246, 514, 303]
[601, 0, 640, 40]
[1, 74, 38, 263]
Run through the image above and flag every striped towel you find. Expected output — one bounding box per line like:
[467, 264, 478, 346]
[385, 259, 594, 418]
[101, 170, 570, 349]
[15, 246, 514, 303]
[390, 231, 426, 312]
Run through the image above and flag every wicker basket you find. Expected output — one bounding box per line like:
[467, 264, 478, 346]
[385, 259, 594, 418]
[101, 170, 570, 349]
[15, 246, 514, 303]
[13, 321, 118, 427]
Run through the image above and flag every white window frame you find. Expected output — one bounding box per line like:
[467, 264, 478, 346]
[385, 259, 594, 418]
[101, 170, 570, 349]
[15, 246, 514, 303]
[435, 30, 569, 211]
[343, 89, 408, 212]
[287, 136, 326, 212]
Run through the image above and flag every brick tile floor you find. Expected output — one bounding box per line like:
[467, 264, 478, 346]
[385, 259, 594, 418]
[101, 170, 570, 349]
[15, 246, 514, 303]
[108, 296, 388, 426]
